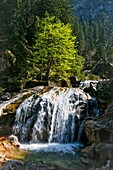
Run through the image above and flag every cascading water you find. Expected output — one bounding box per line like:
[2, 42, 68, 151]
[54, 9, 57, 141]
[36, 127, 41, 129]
[13, 86, 99, 153]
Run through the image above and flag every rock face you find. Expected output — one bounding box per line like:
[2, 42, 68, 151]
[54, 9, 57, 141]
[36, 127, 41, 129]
[90, 80, 113, 115]
[74, 0, 113, 22]
[83, 80, 113, 144]
[83, 119, 113, 144]
[82, 79, 113, 169]
[82, 140, 113, 168]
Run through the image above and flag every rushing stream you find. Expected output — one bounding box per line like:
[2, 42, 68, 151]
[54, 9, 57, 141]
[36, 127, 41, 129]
[13, 84, 99, 154]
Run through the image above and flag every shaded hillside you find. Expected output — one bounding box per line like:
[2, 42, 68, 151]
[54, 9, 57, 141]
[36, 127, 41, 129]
[92, 62, 113, 79]
[74, 0, 113, 22]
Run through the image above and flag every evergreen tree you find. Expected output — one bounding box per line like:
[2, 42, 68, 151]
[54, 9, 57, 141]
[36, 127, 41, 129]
[89, 9, 93, 25]
[78, 23, 85, 55]
[33, 13, 84, 81]
[33, 0, 75, 24]
[95, 43, 105, 61]
[88, 26, 95, 50]
[83, 20, 88, 39]
[93, 21, 99, 43]
[101, 26, 107, 45]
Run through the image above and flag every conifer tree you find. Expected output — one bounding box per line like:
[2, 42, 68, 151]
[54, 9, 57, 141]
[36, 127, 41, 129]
[78, 23, 85, 55]
[33, 13, 84, 81]
[93, 21, 99, 43]
[95, 43, 105, 61]
[89, 9, 93, 25]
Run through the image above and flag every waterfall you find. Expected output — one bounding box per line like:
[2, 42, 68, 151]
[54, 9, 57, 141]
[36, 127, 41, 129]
[77, 119, 86, 142]
[80, 80, 100, 117]
[13, 87, 93, 144]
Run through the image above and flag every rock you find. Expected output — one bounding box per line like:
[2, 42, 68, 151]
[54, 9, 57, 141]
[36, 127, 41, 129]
[1, 160, 24, 170]
[102, 160, 113, 170]
[1, 92, 11, 101]
[83, 120, 101, 144]
[95, 142, 105, 156]
[82, 143, 97, 159]
[7, 135, 20, 147]
[83, 118, 113, 145]
[0, 135, 20, 164]
[99, 144, 113, 166]
[82, 142, 113, 169]
[1, 160, 66, 170]
[91, 80, 113, 115]
[109, 133, 113, 143]
[104, 102, 113, 119]
[81, 157, 94, 164]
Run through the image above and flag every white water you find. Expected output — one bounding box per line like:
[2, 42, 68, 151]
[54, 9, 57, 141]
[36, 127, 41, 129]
[13, 87, 91, 143]
[20, 142, 84, 154]
[77, 119, 86, 142]
[80, 80, 99, 88]
[13, 86, 99, 154]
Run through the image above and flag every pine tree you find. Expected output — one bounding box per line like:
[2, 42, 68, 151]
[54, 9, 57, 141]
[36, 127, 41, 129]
[95, 43, 105, 61]
[93, 21, 99, 44]
[78, 23, 85, 55]
[33, 13, 84, 81]
[89, 26, 95, 50]
[89, 9, 93, 25]
[101, 26, 107, 45]
[33, 0, 75, 24]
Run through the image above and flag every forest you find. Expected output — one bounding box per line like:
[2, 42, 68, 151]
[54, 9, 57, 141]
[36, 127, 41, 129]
[0, 0, 113, 91]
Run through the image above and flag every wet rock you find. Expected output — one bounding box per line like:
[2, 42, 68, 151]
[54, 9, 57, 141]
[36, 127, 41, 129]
[1, 93, 11, 101]
[82, 141, 113, 169]
[81, 157, 94, 164]
[1, 160, 24, 170]
[109, 133, 113, 143]
[83, 120, 101, 144]
[95, 142, 105, 156]
[1, 160, 66, 170]
[82, 143, 97, 159]
[0, 135, 20, 165]
[104, 102, 113, 119]
[91, 80, 113, 115]
[83, 118, 113, 144]
[99, 144, 113, 166]
[102, 160, 113, 170]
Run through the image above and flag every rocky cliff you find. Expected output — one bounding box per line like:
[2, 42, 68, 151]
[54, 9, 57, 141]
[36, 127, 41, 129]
[82, 80, 113, 169]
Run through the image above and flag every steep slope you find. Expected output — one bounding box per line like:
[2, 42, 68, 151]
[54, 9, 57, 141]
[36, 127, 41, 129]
[74, 0, 113, 22]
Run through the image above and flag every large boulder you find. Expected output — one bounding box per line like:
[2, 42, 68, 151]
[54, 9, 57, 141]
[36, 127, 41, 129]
[82, 142, 113, 168]
[0, 135, 20, 166]
[90, 80, 113, 115]
[83, 119, 113, 144]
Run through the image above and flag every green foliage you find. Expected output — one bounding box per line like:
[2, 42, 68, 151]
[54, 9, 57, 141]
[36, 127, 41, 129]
[87, 73, 100, 80]
[73, 11, 113, 74]
[95, 43, 105, 61]
[33, 13, 84, 81]
[34, 0, 75, 24]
